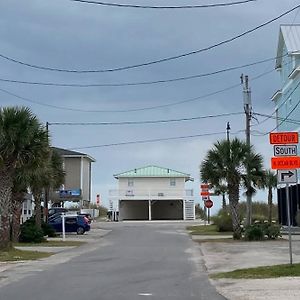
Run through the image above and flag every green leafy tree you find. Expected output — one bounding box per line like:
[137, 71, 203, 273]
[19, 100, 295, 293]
[200, 138, 264, 239]
[0, 107, 49, 249]
[261, 169, 277, 224]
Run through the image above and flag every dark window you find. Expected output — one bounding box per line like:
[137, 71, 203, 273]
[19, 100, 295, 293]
[65, 218, 77, 225]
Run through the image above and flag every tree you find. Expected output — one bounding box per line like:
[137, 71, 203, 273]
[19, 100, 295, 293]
[30, 149, 65, 229]
[261, 169, 277, 224]
[0, 107, 49, 249]
[200, 138, 264, 239]
[213, 184, 227, 209]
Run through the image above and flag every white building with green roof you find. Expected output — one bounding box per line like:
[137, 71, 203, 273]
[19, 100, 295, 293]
[109, 165, 195, 221]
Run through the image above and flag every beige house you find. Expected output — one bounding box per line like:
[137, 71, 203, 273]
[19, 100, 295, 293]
[51, 147, 95, 207]
[109, 165, 195, 221]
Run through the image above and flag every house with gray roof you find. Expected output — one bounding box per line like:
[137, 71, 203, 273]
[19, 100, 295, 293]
[109, 165, 195, 221]
[50, 147, 95, 207]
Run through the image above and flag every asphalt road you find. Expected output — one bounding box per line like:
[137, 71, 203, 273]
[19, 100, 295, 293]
[1, 222, 225, 300]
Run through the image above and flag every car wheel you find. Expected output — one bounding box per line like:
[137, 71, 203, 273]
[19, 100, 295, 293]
[77, 226, 85, 235]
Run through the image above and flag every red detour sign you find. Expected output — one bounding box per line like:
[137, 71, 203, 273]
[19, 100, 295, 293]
[269, 132, 299, 145]
[204, 199, 213, 209]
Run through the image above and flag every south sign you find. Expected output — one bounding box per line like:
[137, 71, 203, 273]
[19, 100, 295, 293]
[274, 145, 297, 157]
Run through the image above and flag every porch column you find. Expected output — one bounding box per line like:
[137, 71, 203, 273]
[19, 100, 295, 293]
[183, 200, 186, 220]
[148, 200, 152, 221]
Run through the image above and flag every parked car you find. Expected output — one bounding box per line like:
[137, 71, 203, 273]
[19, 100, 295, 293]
[48, 214, 90, 235]
[78, 212, 92, 224]
[48, 207, 68, 220]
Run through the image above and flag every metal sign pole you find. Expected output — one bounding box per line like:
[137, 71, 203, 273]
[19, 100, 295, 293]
[62, 213, 66, 242]
[285, 183, 293, 265]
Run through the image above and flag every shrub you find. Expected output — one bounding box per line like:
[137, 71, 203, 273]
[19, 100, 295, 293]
[244, 224, 264, 241]
[42, 222, 57, 238]
[211, 209, 233, 232]
[243, 223, 281, 241]
[19, 219, 46, 243]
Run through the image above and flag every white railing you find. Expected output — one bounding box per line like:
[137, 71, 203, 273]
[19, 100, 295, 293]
[108, 189, 194, 200]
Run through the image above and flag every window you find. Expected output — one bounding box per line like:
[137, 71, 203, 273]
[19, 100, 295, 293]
[23, 209, 27, 214]
[170, 178, 176, 186]
[128, 179, 134, 187]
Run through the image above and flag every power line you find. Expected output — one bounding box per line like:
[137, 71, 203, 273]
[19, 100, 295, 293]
[0, 65, 275, 113]
[48, 112, 243, 126]
[0, 55, 287, 88]
[69, 0, 256, 9]
[0, 5, 298, 73]
[253, 112, 300, 126]
[68, 130, 244, 150]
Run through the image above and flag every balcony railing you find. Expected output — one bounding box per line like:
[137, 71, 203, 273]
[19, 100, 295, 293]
[108, 189, 194, 200]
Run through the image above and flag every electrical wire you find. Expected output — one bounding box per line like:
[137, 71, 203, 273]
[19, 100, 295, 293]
[68, 130, 245, 150]
[253, 112, 300, 126]
[0, 66, 275, 113]
[69, 0, 256, 9]
[48, 112, 243, 126]
[0, 55, 287, 88]
[0, 5, 298, 73]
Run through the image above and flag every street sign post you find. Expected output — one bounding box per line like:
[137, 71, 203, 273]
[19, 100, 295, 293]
[269, 131, 299, 265]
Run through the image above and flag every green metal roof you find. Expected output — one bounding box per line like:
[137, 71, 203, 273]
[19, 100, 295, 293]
[114, 165, 192, 180]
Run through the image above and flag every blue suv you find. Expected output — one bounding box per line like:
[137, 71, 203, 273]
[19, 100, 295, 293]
[48, 214, 91, 235]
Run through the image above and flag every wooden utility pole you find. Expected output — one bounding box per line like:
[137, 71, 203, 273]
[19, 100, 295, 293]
[241, 74, 252, 226]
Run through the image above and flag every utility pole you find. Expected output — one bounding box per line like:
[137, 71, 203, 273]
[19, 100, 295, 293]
[241, 74, 252, 226]
[45, 122, 50, 222]
[226, 122, 231, 142]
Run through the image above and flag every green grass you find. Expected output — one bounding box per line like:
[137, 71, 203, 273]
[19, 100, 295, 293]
[211, 263, 300, 279]
[0, 248, 52, 262]
[15, 240, 85, 247]
[186, 224, 232, 236]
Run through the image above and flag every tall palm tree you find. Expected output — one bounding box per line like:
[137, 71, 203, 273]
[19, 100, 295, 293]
[262, 169, 277, 224]
[0, 106, 49, 249]
[213, 184, 227, 209]
[200, 138, 264, 239]
[30, 149, 65, 229]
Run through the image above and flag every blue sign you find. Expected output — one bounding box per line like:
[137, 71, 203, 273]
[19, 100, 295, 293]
[59, 189, 81, 198]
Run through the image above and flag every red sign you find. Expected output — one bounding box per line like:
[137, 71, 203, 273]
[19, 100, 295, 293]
[204, 199, 213, 209]
[200, 184, 209, 189]
[271, 156, 300, 170]
[200, 191, 210, 196]
[269, 132, 298, 145]
[96, 194, 100, 205]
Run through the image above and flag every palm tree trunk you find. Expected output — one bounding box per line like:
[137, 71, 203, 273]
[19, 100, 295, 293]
[11, 192, 24, 243]
[228, 184, 241, 240]
[0, 170, 13, 250]
[268, 187, 273, 224]
[34, 193, 42, 230]
[222, 193, 226, 209]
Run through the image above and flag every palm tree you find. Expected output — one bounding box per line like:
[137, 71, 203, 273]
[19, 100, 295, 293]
[213, 184, 227, 209]
[261, 169, 277, 224]
[30, 149, 65, 229]
[200, 138, 264, 239]
[0, 106, 49, 249]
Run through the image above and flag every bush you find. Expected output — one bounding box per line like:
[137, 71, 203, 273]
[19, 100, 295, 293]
[211, 209, 233, 232]
[19, 218, 46, 243]
[244, 224, 264, 241]
[243, 223, 281, 241]
[42, 222, 57, 238]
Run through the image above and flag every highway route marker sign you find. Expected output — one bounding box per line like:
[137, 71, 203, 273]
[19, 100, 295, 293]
[274, 145, 297, 157]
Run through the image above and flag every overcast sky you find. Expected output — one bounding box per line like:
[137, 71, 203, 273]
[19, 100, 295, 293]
[0, 0, 299, 213]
